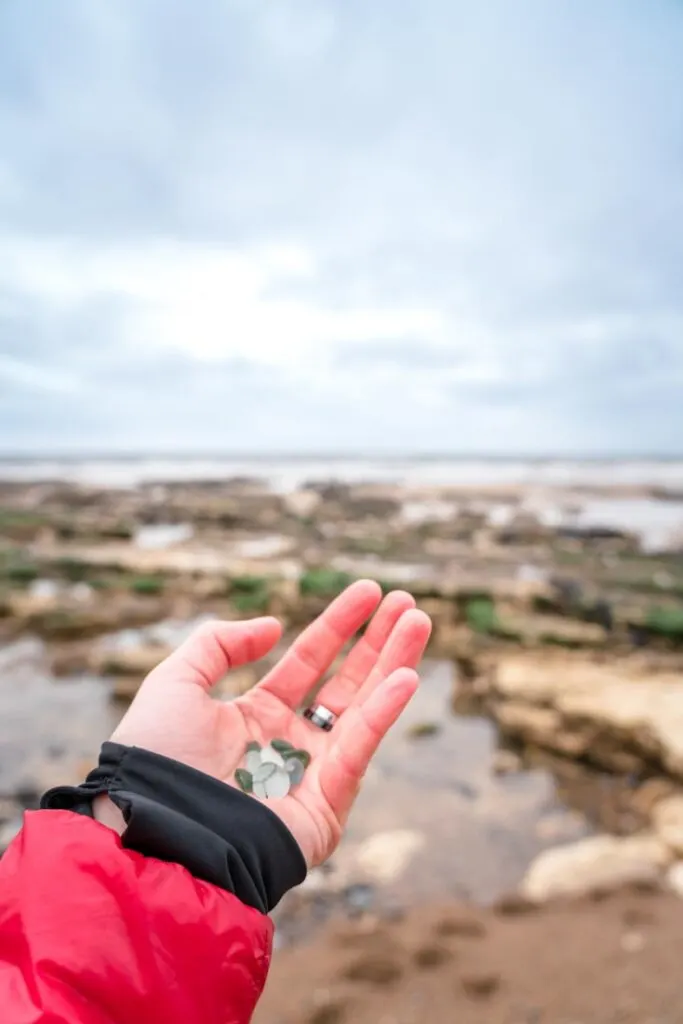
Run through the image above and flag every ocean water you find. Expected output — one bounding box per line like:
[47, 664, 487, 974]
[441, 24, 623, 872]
[0, 455, 682, 491]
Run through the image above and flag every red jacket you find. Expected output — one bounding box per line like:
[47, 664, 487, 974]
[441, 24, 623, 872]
[0, 810, 272, 1023]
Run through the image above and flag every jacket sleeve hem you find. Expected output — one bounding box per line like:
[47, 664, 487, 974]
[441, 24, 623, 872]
[41, 742, 307, 913]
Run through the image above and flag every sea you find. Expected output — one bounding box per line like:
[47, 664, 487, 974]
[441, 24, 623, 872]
[0, 455, 682, 491]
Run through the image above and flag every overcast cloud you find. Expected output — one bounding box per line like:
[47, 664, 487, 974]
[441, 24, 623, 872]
[1, 0, 682, 454]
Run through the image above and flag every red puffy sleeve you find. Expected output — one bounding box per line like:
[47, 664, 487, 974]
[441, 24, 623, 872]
[0, 811, 273, 1024]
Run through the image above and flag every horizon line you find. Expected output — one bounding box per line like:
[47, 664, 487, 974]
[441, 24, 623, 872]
[1, 451, 683, 463]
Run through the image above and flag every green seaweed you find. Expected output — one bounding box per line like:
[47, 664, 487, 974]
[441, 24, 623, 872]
[53, 557, 92, 582]
[4, 562, 40, 585]
[231, 575, 270, 594]
[645, 605, 683, 640]
[464, 596, 499, 634]
[299, 568, 355, 598]
[129, 575, 165, 596]
[232, 590, 270, 614]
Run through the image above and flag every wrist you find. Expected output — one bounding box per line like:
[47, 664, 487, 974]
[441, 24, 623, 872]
[42, 743, 307, 912]
[92, 794, 127, 836]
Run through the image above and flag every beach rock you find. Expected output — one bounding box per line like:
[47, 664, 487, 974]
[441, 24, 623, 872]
[496, 613, 607, 648]
[434, 622, 477, 661]
[417, 598, 456, 632]
[50, 643, 92, 677]
[521, 834, 670, 903]
[405, 721, 441, 740]
[495, 702, 566, 749]
[492, 749, 523, 776]
[111, 676, 143, 701]
[25, 600, 164, 640]
[488, 654, 683, 778]
[96, 644, 172, 677]
[342, 954, 403, 986]
[269, 576, 302, 619]
[284, 490, 322, 519]
[434, 912, 487, 935]
[665, 861, 683, 898]
[412, 943, 453, 969]
[306, 996, 349, 1024]
[631, 778, 681, 816]
[0, 818, 22, 855]
[353, 830, 425, 884]
[460, 972, 502, 1000]
[7, 589, 58, 619]
[652, 795, 683, 856]
[0, 798, 22, 824]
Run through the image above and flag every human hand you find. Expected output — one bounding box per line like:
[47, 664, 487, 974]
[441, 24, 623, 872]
[96, 581, 431, 867]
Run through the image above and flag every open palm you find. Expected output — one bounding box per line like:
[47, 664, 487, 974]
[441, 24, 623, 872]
[106, 581, 431, 867]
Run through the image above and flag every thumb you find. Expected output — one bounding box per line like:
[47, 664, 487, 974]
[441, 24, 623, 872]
[149, 617, 283, 691]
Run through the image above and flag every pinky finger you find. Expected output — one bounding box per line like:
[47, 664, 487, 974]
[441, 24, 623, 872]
[318, 667, 419, 823]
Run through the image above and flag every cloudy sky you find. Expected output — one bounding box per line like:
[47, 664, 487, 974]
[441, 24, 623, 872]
[1, 0, 682, 455]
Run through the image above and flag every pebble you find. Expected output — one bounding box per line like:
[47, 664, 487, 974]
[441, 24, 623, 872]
[253, 762, 277, 783]
[265, 771, 291, 799]
[492, 749, 522, 776]
[405, 721, 441, 740]
[241, 740, 309, 799]
[343, 954, 403, 986]
[343, 883, 376, 915]
[261, 745, 286, 768]
[286, 758, 305, 785]
[620, 931, 646, 953]
[413, 943, 452, 969]
[355, 830, 425, 884]
[307, 997, 348, 1024]
[460, 972, 501, 999]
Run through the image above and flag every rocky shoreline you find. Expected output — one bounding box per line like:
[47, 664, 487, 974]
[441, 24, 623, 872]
[2, 473, 683, 920]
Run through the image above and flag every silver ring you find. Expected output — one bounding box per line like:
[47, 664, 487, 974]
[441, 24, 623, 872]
[304, 703, 337, 731]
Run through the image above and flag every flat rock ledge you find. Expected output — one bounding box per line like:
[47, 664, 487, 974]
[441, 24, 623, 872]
[485, 653, 683, 779]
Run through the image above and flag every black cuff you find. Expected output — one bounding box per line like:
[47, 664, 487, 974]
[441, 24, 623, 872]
[41, 742, 307, 914]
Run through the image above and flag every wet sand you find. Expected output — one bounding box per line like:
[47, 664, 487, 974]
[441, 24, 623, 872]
[258, 887, 683, 1024]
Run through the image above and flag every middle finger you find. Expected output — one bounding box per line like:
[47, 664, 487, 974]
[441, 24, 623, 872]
[342, 607, 431, 709]
[255, 579, 382, 708]
[313, 589, 415, 714]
